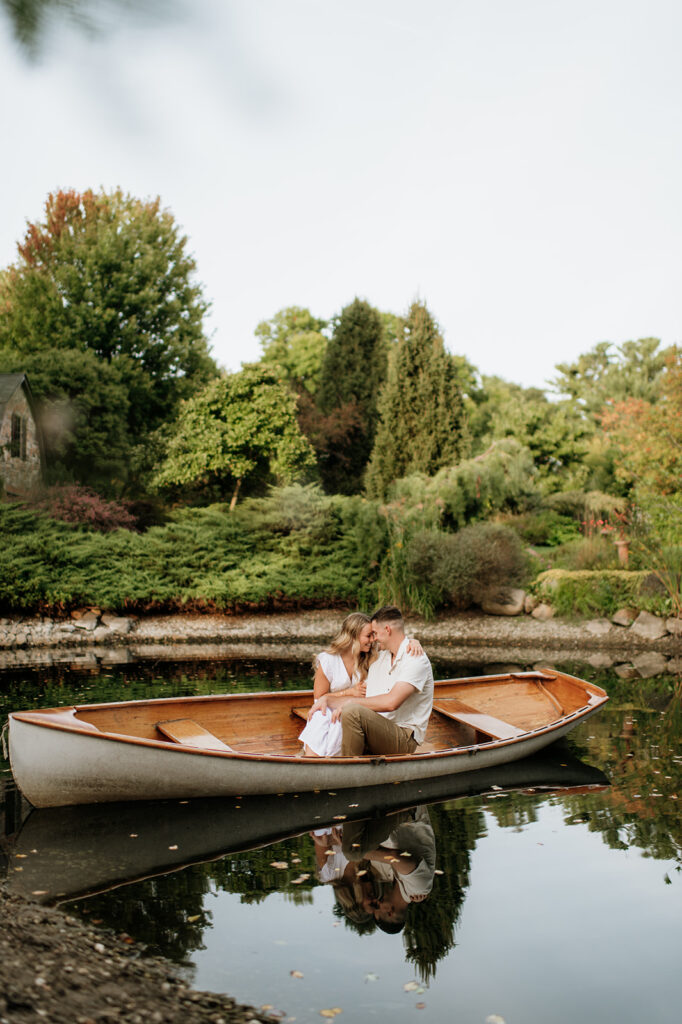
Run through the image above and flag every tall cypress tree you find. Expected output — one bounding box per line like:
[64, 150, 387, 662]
[365, 301, 466, 498]
[315, 298, 388, 494]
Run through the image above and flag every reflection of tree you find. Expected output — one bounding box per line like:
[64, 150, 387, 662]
[70, 864, 211, 964]
[1, 0, 165, 57]
[561, 684, 682, 871]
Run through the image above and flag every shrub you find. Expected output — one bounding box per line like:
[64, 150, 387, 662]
[403, 523, 529, 614]
[533, 569, 670, 617]
[552, 535, 620, 571]
[543, 490, 627, 524]
[503, 510, 581, 547]
[31, 485, 137, 532]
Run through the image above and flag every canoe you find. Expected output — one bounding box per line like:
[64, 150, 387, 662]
[5, 746, 608, 905]
[8, 670, 608, 808]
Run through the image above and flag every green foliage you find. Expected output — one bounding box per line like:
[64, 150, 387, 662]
[388, 438, 538, 532]
[542, 489, 627, 524]
[403, 523, 528, 613]
[315, 298, 388, 494]
[0, 188, 216, 493]
[630, 491, 682, 616]
[365, 302, 466, 498]
[504, 510, 581, 547]
[0, 487, 388, 614]
[533, 569, 670, 617]
[552, 338, 672, 417]
[256, 306, 328, 395]
[153, 365, 316, 506]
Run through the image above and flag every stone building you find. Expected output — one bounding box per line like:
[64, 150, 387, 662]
[0, 373, 45, 496]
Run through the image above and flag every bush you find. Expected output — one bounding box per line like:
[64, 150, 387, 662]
[503, 509, 581, 547]
[31, 485, 137, 532]
[551, 535, 620, 571]
[534, 569, 670, 617]
[403, 523, 529, 613]
[543, 490, 626, 524]
[388, 438, 538, 532]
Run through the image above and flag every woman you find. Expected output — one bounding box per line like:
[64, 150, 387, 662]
[298, 612, 422, 756]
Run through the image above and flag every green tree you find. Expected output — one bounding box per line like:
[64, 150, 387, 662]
[153, 364, 315, 509]
[315, 298, 388, 494]
[0, 188, 216, 492]
[551, 338, 672, 418]
[365, 301, 466, 498]
[256, 306, 328, 395]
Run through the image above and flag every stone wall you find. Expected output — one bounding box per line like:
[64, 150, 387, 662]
[0, 387, 42, 495]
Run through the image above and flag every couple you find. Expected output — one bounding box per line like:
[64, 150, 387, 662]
[299, 605, 434, 757]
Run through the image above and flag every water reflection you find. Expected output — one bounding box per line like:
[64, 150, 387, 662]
[1, 0, 172, 56]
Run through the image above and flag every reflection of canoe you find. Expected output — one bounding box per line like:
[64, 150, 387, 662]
[5, 746, 608, 905]
[9, 671, 608, 808]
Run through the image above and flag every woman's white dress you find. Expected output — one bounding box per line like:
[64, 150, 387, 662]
[298, 651, 357, 757]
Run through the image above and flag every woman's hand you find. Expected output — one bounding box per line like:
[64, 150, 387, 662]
[346, 680, 367, 698]
[307, 695, 329, 721]
[406, 636, 424, 657]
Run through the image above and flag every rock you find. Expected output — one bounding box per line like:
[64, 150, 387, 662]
[611, 607, 638, 627]
[533, 661, 557, 672]
[73, 612, 99, 631]
[101, 616, 133, 635]
[100, 648, 135, 665]
[667, 657, 682, 673]
[93, 626, 112, 642]
[630, 610, 668, 641]
[531, 603, 554, 621]
[523, 594, 538, 614]
[632, 652, 669, 678]
[587, 652, 614, 669]
[585, 619, 612, 636]
[57, 622, 76, 633]
[480, 587, 525, 616]
[665, 616, 682, 636]
[614, 663, 640, 679]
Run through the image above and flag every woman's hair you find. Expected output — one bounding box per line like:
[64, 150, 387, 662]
[323, 611, 374, 680]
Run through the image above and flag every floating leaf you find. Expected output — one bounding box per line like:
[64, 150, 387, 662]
[356, 869, 368, 877]
[491, 785, 503, 791]
[416, 1003, 426, 1009]
[168, 845, 178, 850]
[333, 815, 347, 821]
[129, 833, 138, 838]
[291, 857, 301, 864]
[270, 861, 289, 869]
[31, 890, 48, 896]
[404, 981, 419, 991]
[364, 973, 379, 983]
[434, 869, 444, 875]
[290, 970, 304, 979]
[187, 915, 201, 923]
[486, 1015, 506, 1024]
[348, 803, 359, 807]
[15, 854, 27, 859]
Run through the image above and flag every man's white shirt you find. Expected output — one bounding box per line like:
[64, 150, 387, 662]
[365, 637, 434, 744]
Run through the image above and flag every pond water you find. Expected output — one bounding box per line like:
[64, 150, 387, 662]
[1, 653, 680, 1024]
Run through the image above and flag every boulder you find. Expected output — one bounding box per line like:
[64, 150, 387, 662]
[611, 607, 638, 627]
[614, 663, 640, 679]
[585, 619, 612, 637]
[665, 617, 682, 636]
[524, 594, 538, 614]
[73, 611, 99, 631]
[632, 652, 669, 678]
[100, 616, 133, 635]
[480, 588, 525, 616]
[630, 611, 668, 641]
[531, 603, 554, 621]
[667, 657, 682, 673]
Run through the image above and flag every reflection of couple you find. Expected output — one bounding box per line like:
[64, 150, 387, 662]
[311, 805, 436, 933]
[299, 605, 434, 757]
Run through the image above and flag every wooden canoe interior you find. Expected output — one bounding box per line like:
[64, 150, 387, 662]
[62, 672, 599, 757]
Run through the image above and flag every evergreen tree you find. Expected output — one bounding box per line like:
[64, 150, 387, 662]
[365, 301, 466, 498]
[315, 298, 388, 494]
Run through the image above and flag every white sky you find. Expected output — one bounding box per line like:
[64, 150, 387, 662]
[1, 0, 680, 390]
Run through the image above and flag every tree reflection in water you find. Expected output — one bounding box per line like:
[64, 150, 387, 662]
[1, 0, 170, 57]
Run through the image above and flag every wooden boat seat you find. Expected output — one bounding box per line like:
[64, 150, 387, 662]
[432, 698, 525, 740]
[291, 706, 310, 723]
[156, 719, 234, 752]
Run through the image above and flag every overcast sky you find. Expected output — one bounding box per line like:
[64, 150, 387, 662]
[1, 0, 680, 390]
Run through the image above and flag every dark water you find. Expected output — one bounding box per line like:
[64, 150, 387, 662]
[1, 654, 681, 1024]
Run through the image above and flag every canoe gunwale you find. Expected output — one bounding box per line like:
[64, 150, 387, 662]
[9, 679, 608, 768]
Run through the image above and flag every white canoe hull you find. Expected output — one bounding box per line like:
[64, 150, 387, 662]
[9, 703, 604, 808]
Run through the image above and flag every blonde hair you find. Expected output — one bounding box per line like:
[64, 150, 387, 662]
[322, 611, 374, 681]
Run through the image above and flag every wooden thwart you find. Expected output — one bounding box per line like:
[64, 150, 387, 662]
[432, 698, 525, 740]
[156, 718, 233, 752]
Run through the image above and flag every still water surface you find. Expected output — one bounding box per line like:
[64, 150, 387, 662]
[1, 654, 680, 1023]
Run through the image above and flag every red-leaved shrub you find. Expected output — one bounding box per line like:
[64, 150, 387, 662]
[34, 485, 137, 533]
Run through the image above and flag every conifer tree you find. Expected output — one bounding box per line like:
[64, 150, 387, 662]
[314, 298, 388, 494]
[365, 301, 465, 498]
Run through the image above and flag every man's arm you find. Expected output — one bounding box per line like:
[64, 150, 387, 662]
[308, 680, 416, 721]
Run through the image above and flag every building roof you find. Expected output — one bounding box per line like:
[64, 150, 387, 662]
[0, 373, 37, 424]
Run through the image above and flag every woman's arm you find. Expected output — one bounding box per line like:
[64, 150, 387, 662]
[313, 664, 332, 701]
[406, 636, 424, 657]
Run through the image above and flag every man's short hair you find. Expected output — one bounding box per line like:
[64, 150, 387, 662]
[371, 605, 404, 630]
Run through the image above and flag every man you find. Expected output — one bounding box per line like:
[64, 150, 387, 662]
[309, 605, 434, 756]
